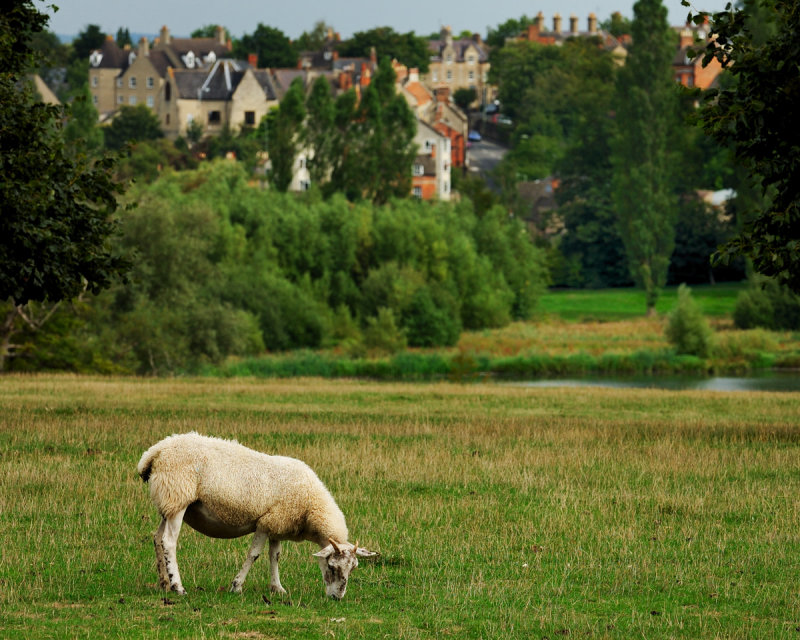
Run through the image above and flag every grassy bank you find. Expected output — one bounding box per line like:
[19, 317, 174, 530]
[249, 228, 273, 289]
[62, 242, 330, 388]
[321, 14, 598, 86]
[1, 375, 799, 638]
[198, 283, 800, 380]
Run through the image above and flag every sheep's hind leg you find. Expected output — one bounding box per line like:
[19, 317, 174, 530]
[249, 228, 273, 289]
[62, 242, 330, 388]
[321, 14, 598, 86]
[153, 517, 169, 590]
[268, 539, 287, 594]
[230, 530, 268, 593]
[161, 507, 188, 595]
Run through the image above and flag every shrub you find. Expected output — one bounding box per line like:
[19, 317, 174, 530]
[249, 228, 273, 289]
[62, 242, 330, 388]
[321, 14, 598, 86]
[364, 307, 407, 355]
[402, 286, 461, 347]
[665, 284, 713, 358]
[734, 278, 800, 330]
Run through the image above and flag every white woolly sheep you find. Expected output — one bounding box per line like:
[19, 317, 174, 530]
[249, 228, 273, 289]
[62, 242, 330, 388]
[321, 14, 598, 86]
[137, 432, 376, 599]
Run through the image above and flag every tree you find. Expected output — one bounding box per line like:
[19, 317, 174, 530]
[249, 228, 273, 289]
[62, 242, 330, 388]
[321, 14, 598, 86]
[453, 87, 477, 112]
[691, 0, 800, 293]
[337, 27, 430, 72]
[295, 21, 335, 52]
[103, 104, 164, 150]
[486, 16, 537, 49]
[304, 74, 336, 185]
[269, 78, 306, 191]
[233, 24, 297, 68]
[70, 24, 104, 62]
[1, 0, 130, 370]
[115, 27, 132, 48]
[611, 0, 679, 313]
[191, 24, 229, 40]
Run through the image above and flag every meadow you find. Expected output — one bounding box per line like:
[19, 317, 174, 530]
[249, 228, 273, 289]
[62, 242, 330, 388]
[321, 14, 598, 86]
[1, 375, 799, 638]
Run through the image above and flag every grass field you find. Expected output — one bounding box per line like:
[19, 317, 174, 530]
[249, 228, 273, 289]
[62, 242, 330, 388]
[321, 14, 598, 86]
[1, 375, 799, 638]
[538, 283, 745, 321]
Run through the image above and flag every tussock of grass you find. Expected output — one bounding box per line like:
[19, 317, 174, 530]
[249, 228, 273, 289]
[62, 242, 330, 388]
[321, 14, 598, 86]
[1, 376, 799, 638]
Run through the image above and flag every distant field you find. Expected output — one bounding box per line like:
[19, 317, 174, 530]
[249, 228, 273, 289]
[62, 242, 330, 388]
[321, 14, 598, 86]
[1, 375, 799, 638]
[539, 283, 745, 321]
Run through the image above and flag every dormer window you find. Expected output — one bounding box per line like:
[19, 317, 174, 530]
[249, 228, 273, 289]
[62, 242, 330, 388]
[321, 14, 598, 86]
[128, 51, 137, 65]
[445, 53, 453, 64]
[90, 51, 103, 67]
[206, 51, 217, 64]
[184, 51, 196, 68]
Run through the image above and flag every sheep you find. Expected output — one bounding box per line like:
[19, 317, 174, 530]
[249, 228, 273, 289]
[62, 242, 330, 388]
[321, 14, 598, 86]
[137, 432, 376, 599]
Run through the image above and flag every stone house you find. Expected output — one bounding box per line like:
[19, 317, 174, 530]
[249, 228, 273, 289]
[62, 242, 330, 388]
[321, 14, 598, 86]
[422, 27, 492, 107]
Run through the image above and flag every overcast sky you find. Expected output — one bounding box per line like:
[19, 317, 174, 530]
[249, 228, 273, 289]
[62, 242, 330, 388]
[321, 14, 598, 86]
[40, 0, 725, 41]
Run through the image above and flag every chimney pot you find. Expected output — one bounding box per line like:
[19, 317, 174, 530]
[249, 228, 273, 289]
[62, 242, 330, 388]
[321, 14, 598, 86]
[570, 14, 579, 34]
[553, 13, 562, 33]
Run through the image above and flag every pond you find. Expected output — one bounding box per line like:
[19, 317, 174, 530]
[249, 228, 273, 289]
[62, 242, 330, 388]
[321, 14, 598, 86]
[510, 371, 800, 393]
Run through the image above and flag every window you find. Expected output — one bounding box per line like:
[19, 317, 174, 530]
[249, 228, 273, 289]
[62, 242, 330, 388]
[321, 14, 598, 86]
[443, 181, 449, 193]
[413, 164, 425, 176]
[129, 95, 137, 105]
[244, 111, 256, 126]
[432, 71, 438, 83]
[208, 110, 221, 124]
[446, 70, 453, 82]
[117, 95, 124, 104]
[129, 76, 137, 89]
[116, 78, 123, 88]
[467, 55, 475, 64]
[165, 114, 170, 125]
[424, 139, 434, 152]
[146, 95, 154, 107]
[164, 82, 171, 101]
[146, 76, 154, 89]
[298, 157, 307, 169]
[445, 53, 453, 64]
[413, 186, 423, 199]
[468, 71, 475, 81]
[92, 95, 98, 105]
[300, 180, 311, 191]
[91, 76, 98, 88]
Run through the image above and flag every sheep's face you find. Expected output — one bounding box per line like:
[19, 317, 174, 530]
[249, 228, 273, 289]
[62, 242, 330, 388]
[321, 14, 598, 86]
[313, 541, 377, 600]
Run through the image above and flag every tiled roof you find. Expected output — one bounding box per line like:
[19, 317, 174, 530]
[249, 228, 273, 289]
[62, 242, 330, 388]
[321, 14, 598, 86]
[90, 38, 129, 70]
[428, 39, 489, 63]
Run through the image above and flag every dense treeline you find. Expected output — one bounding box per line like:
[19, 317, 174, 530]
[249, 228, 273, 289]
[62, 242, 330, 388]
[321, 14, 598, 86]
[5, 161, 546, 374]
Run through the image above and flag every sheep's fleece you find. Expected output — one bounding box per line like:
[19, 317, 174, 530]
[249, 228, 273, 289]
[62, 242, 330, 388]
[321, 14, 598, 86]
[137, 432, 376, 598]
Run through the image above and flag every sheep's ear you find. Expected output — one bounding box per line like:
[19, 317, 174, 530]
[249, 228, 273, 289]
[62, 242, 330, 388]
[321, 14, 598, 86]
[313, 545, 335, 559]
[355, 547, 378, 558]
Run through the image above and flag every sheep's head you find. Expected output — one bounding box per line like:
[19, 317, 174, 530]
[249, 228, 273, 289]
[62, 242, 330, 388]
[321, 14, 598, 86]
[313, 539, 377, 600]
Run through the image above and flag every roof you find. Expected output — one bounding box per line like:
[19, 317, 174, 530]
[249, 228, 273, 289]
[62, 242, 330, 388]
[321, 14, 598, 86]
[428, 38, 489, 63]
[172, 59, 251, 100]
[404, 81, 432, 107]
[89, 37, 130, 71]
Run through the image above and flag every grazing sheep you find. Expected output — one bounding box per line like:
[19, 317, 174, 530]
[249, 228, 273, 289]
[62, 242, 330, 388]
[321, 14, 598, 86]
[137, 432, 376, 599]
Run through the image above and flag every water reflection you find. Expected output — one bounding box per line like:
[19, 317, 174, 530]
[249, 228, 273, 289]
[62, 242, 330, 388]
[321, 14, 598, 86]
[513, 372, 800, 392]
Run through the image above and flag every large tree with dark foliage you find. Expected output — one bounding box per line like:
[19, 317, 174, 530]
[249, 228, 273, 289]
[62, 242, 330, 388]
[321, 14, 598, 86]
[233, 24, 297, 68]
[337, 27, 430, 73]
[1, 0, 129, 369]
[690, 0, 800, 293]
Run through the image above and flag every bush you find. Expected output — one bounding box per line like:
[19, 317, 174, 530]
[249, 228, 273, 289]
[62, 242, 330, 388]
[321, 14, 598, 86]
[665, 284, 713, 358]
[734, 278, 800, 330]
[403, 286, 461, 347]
[364, 308, 407, 355]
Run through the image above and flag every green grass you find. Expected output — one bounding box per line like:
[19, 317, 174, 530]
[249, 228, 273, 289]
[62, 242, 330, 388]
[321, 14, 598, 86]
[1, 375, 799, 638]
[539, 283, 746, 321]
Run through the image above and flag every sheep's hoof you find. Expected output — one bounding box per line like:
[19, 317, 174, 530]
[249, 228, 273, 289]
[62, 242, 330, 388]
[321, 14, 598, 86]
[230, 582, 243, 594]
[171, 585, 187, 595]
[269, 584, 287, 595]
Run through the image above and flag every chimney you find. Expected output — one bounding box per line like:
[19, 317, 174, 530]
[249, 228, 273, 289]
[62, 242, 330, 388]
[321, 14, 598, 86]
[160, 25, 170, 46]
[138, 36, 149, 56]
[327, 27, 334, 41]
[570, 14, 579, 35]
[535, 11, 545, 31]
[435, 86, 450, 102]
[360, 63, 371, 86]
[527, 24, 539, 41]
[369, 46, 377, 66]
[248, 53, 258, 68]
[215, 25, 225, 45]
[679, 28, 695, 48]
[553, 13, 562, 34]
[408, 67, 419, 83]
[442, 25, 453, 47]
[588, 13, 598, 34]
[472, 33, 483, 46]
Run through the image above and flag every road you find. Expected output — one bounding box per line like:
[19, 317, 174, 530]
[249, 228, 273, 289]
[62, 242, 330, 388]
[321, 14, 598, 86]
[465, 138, 508, 176]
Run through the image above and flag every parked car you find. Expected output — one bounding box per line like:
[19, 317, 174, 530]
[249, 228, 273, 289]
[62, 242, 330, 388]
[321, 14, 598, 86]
[468, 130, 482, 142]
[496, 115, 513, 126]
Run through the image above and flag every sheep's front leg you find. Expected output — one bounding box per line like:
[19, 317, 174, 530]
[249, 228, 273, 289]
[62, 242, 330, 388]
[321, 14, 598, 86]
[153, 517, 169, 590]
[161, 508, 188, 595]
[230, 530, 267, 593]
[268, 539, 287, 594]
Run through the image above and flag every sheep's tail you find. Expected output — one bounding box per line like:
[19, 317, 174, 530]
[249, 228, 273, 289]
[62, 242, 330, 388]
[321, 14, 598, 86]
[137, 443, 161, 483]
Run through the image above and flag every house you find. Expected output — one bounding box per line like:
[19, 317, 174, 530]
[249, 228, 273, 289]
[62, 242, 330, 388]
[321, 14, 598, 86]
[672, 22, 722, 89]
[512, 12, 629, 65]
[161, 57, 280, 139]
[422, 27, 493, 107]
[88, 25, 232, 122]
[412, 120, 451, 201]
[400, 68, 468, 170]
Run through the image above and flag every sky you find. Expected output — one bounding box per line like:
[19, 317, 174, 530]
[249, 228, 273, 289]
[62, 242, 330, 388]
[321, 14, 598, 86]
[40, 0, 726, 41]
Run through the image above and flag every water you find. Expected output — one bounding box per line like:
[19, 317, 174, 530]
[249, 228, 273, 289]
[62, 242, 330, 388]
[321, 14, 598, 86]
[511, 372, 800, 393]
